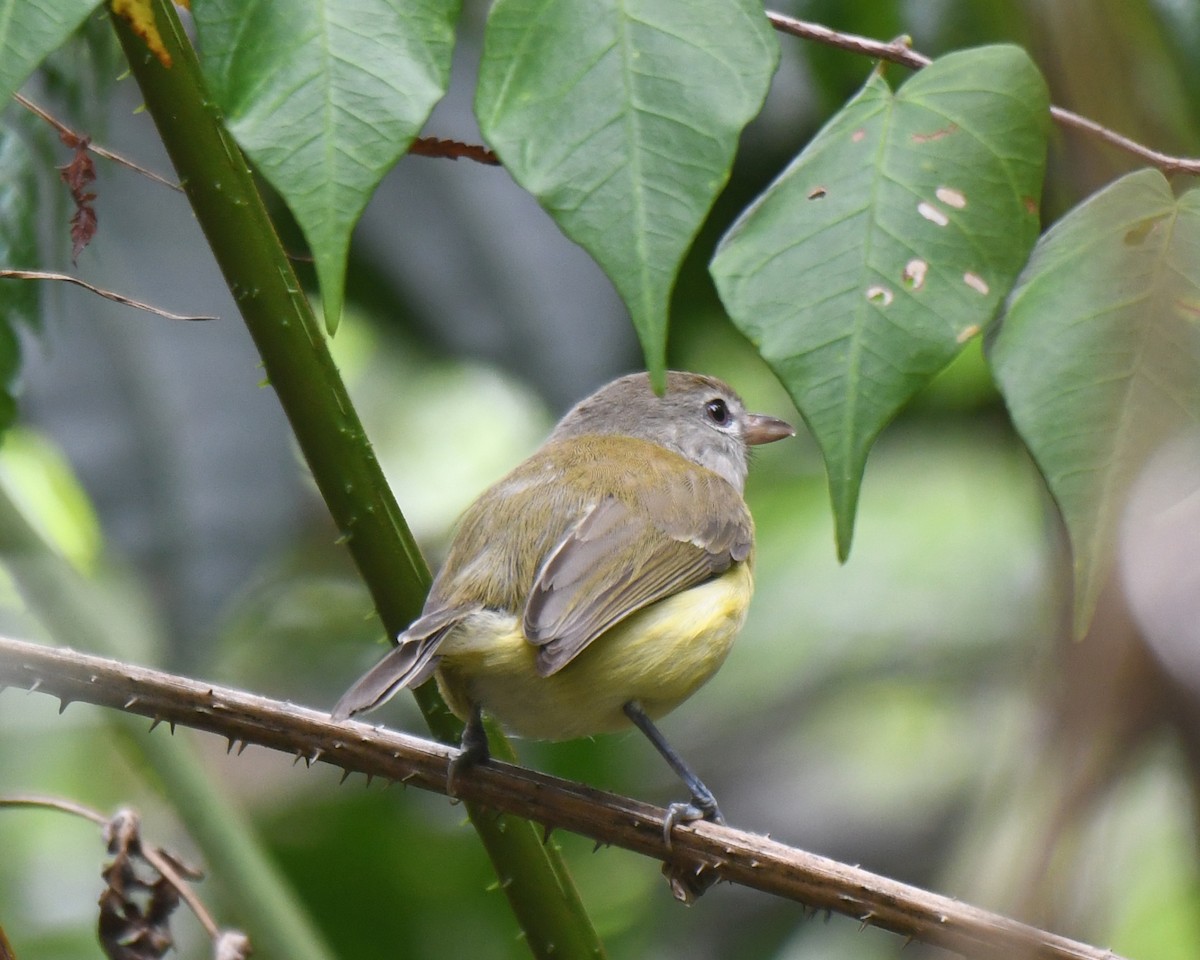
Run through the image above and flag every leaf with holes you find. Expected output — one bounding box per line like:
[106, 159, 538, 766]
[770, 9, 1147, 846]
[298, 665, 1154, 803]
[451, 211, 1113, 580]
[0, 0, 100, 104]
[193, 0, 460, 333]
[988, 169, 1200, 637]
[711, 45, 1048, 558]
[475, 0, 779, 388]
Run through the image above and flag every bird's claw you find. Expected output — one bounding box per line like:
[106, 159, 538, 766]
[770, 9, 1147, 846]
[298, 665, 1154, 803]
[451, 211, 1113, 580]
[662, 796, 724, 848]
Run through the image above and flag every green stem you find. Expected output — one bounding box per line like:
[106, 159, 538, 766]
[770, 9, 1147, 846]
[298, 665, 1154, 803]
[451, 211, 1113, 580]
[109, 2, 605, 957]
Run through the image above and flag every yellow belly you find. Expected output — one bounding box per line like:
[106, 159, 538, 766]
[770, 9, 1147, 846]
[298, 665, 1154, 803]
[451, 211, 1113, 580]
[433, 563, 753, 741]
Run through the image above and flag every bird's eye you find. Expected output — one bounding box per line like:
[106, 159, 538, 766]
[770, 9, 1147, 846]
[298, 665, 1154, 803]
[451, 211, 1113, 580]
[705, 398, 730, 425]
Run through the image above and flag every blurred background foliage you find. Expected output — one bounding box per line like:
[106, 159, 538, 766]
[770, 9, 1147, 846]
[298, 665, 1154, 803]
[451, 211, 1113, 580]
[2, 1, 1200, 958]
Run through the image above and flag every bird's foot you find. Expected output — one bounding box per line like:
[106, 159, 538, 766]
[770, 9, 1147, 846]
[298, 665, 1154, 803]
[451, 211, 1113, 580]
[447, 706, 489, 798]
[662, 792, 724, 847]
[660, 790, 725, 902]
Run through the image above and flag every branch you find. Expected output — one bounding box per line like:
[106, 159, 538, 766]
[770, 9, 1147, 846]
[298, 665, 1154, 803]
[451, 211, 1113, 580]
[0, 636, 1125, 960]
[0, 270, 216, 321]
[14, 93, 184, 192]
[765, 10, 1200, 176]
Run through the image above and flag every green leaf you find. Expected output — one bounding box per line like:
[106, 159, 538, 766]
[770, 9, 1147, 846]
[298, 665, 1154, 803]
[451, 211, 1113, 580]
[193, 0, 461, 333]
[711, 46, 1048, 558]
[475, 0, 779, 388]
[987, 169, 1200, 637]
[0, 0, 100, 103]
[0, 126, 40, 431]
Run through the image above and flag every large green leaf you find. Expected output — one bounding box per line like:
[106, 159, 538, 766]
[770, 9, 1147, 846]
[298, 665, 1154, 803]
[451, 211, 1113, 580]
[475, 0, 779, 386]
[193, 0, 460, 333]
[0, 0, 100, 103]
[711, 46, 1048, 558]
[988, 169, 1200, 637]
[0, 127, 39, 431]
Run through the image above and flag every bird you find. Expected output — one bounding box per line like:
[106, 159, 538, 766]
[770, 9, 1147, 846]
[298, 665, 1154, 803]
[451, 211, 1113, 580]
[332, 370, 793, 836]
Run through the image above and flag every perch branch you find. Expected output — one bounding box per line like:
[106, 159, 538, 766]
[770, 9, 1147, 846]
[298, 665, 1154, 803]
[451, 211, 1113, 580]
[0, 636, 1123, 960]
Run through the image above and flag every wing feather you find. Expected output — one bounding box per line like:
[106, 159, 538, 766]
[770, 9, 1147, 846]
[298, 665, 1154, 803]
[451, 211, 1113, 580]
[523, 464, 753, 676]
[330, 606, 468, 720]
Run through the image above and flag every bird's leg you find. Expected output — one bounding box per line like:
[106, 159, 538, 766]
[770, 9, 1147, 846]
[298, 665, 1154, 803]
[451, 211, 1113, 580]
[623, 701, 724, 845]
[447, 702, 490, 797]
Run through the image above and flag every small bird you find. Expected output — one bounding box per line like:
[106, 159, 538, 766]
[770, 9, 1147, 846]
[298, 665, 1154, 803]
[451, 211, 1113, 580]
[332, 371, 793, 835]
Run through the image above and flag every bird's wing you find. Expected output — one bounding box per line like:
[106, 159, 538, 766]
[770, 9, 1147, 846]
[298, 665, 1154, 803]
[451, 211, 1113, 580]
[523, 466, 753, 677]
[330, 606, 469, 720]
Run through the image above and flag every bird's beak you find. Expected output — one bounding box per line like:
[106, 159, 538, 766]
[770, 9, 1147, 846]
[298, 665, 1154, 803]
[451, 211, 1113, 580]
[743, 413, 795, 446]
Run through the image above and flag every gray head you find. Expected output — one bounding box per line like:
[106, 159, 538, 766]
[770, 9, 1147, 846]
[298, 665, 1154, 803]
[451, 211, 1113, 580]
[549, 371, 794, 491]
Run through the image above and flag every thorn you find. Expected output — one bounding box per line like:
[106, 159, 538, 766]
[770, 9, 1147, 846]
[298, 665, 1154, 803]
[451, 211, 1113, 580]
[236, 741, 248, 756]
[226, 738, 237, 755]
[168, 722, 176, 735]
[400, 772, 416, 785]
[57, 697, 71, 714]
[292, 753, 303, 766]
[542, 823, 554, 844]
[310, 748, 323, 763]
[302, 754, 312, 769]
[339, 769, 352, 785]
[592, 840, 604, 854]
[28, 679, 42, 694]
[902, 935, 916, 949]
[148, 717, 163, 732]
[859, 912, 875, 930]
[124, 696, 139, 709]
[364, 774, 374, 788]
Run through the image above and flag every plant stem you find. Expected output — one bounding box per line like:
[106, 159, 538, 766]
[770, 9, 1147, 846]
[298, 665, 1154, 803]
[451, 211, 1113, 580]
[108, 2, 604, 956]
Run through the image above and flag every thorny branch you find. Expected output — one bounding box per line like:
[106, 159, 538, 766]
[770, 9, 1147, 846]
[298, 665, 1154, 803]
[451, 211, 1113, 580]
[0, 636, 1123, 960]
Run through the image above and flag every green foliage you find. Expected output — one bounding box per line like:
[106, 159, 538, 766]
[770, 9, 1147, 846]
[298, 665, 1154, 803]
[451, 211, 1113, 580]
[712, 45, 1048, 558]
[0, 127, 38, 430]
[4, 3, 1200, 960]
[0, 0, 100, 105]
[192, 0, 462, 333]
[988, 169, 1200, 636]
[475, 0, 779, 387]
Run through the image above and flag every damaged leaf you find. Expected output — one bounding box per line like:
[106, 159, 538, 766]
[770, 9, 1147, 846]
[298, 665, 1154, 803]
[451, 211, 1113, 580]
[711, 45, 1049, 558]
